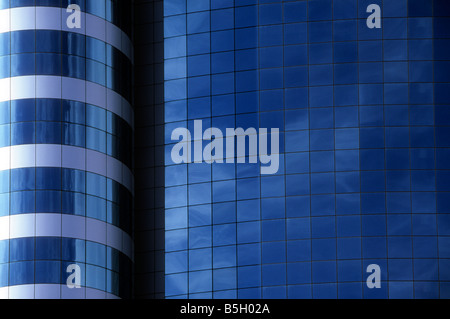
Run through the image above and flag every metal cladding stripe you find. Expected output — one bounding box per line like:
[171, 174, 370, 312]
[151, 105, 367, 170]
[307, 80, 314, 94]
[0, 284, 121, 299]
[0, 6, 133, 62]
[0, 214, 133, 259]
[0, 145, 134, 194]
[0, 76, 134, 128]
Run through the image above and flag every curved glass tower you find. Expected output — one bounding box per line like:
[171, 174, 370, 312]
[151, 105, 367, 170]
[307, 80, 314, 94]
[162, 0, 450, 299]
[0, 0, 133, 298]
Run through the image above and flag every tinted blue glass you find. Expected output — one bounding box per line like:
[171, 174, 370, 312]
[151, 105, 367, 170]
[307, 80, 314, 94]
[62, 123, 85, 147]
[10, 238, 34, 262]
[86, 104, 106, 131]
[86, 127, 106, 152]
[11, 122, 35, 145]
[35, 261, 60, 284]
[63, 55, 86, 79]
[62, 168, 85, 192]
[62, 32, 85, 56]
[0, 240, 9, 264]
[36, 190, 61, 213]
[62, 191, 85, 216]
[36, 99, 61, 121]
[161, 0, 450, 299]
[36, 237, 61, 260]
[10, 261, 34, 286]
[0, 55, 10, 78]
[86, 241, 106, 268]
[36, 53, 62, 75]
[11, 99, 35, 123]
[0, 1, 132, 297]
[11, 31, 35, 53]
[36, 31, 61, 53]
[62, 100, 85, 124]
[87, 0, 105, 18]
[0, 33, 10, 56]
[36, 122, 61, 144]
[0, 124, 9, 148]
[86, 195, 107, 221]
[11, 168, 35, 192]
[36, 168, 61, 189]
[62, 238, 85, 262]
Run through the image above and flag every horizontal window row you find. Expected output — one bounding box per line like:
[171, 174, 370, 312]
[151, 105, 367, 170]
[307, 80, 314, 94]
[0, 99, 132, 138]
[165, 76, 446, 103]
[0, 237, 131, 268]
[0, 54, 131, 100]
[164, 2, 443, 36]
[0, 168, 132, 233]
[165, 129, 450, 158]
[165, 124, 443, 146]
[0, 261, 131, 298]
[0, 167, 130, 201]
[164, 145, 448, 181]
[165, 12, 441, 41]
[165, 240, 450, 272]
[166, 199, 448, 230]
[167, 40, 440, 69]
[165, 260, 450, 297]
[163, 0, 442, 20]
[0, 0, 132, 36]
[165, 170, 444, 193]
[0, 192, 131, 232]
[166, 2, 447, 42]
[167, 280, 447, 299]
[0, 123, 132, 167]
[166, 195, 450, 230]
[165, 218, 450, 250]
[166, 33, 445, 62]
[0, 30, 130, 66]
[165, 93, 450, 123]
[0, 98, 133, 166]
[165, 189, 450, 216]
[169, 56, 449, 85]
[165, 127, 441, 147]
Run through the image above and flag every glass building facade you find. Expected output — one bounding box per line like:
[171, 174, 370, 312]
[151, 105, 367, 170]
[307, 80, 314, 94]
[162, 0, 450, 299]
[0, 0, 134, 298]
[1, 0, 450, 300]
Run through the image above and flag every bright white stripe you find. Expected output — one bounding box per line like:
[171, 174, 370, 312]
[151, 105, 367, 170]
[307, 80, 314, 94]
[0, 144, 134, 194]
[36, 7, 61, 30]
[11, 76, 35, 100]
[86, 150, 107, 176]
[0, 76, 133, 127]
[10, 144, 35, 169]
[35, 285, 61, 299]
[86, 218, 106, 244]
[0, 214, 133, 259]
[10, 7, 35, 31]
[0, 7, 133, 62]
[8, 285, 35, 299]
[0, 285, 121, 299]
[9, 214, 35, 239]
[0, 10, 10, 32]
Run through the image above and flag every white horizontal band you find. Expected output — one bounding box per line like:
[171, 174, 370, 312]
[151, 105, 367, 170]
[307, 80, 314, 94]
[0, 76, 134, 128]
[0, 7, 133, 62]
[0, 144, 134, 194]
[0, 213, 133, 260]
[0, 284, 120, 299]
